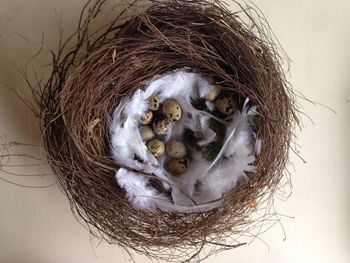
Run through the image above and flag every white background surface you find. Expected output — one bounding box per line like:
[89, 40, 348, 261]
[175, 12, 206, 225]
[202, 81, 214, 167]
[0, 0, 349, 262]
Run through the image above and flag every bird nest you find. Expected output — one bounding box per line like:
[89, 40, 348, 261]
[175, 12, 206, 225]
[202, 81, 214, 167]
[32, 0, 297, 261]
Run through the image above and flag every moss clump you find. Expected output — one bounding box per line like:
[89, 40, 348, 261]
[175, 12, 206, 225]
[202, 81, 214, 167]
[201, 118, 226, 161]
[184, 118, 226, 162]
[248, 115, 259, 129]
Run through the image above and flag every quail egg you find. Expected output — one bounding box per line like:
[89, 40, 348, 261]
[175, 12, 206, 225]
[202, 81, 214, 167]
[148, 93, 161, 111]
[215, 97, 236, 115]
[148, 139, 165, 157]
[162, 99, 182, 121]
[203, 85, 221, 101]
[166, 139, 187, 158]
[168, 158, 190, 175]
[139, 111, 153, 125]
[153, 118, 171, 136]
[139, 126, 155, 141]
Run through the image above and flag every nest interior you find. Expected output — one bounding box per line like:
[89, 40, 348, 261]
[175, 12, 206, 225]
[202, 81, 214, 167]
[34, 0, 296, 261]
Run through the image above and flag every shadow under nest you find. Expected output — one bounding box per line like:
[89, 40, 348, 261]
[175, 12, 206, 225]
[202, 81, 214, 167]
[31, 0, 296, 261]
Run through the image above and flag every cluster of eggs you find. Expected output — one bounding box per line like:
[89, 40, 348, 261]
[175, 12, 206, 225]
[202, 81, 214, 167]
[138, 86, 236, 175]
[138, 94, 190, 175]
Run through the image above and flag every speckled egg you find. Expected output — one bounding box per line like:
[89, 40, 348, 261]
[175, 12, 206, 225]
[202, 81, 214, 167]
[139, 126, 155, 141]
[215, 97, 236, 115]
[166, 139, 187, 158]
[148, 93, 161, 111]
[204, 85, 221, 101]
[168, 158, 190, 175]
[139, 111, 153, 125]
[153, 119, 171, 136]
[148, 139, 165, 157]
[162, 99, 182, 121]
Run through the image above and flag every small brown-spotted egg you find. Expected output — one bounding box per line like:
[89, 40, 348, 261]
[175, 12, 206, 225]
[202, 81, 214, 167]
[153, 119, 171, 136]
[168, 158, 190, 175]
[139, 111, 153, 125]
[162, 99, 182, 121]
[203, 85, 221, 101]
[166, 139, 187, 158]
[215, 97, 236, 115]
[148, 139, 165, 157]
[139, 126, 155, 141]
[148, 93, 161, 111]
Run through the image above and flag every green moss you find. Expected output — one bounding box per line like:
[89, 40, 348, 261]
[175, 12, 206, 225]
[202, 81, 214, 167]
[208, 118, 226, 140]
[201, 118, 226, 162]
[201, 141, 223, 162]
[248, 115, 259, 129]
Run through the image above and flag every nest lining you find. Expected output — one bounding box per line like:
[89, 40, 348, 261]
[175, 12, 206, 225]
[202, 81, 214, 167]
[33, 0, 296, 261]
[111, 70, 259, 213]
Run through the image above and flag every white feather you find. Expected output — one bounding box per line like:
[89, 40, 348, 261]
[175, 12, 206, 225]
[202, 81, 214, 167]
[255, 138, 262, 155]
[116, 168, 170, 211]
[124, 89, 148, 118]
[116, 168, 215, 213]
[205, 100, 215, 111]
